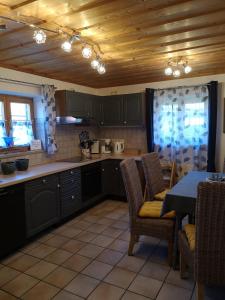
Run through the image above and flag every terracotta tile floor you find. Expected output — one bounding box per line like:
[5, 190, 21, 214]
[0, 200, 225, 300]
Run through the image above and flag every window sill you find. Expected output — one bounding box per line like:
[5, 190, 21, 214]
[0, 149, 44, 159]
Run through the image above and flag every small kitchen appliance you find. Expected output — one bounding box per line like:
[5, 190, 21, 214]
[113, 140, 125, 154]
[91, 140, 100, 154]
[101, 139, 112, 154]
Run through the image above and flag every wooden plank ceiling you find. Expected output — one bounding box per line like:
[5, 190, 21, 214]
[1, 0, 225, 87]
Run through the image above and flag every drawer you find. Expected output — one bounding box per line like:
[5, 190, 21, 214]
[60, 168, 80, 180]
[25, 174, 59, 193]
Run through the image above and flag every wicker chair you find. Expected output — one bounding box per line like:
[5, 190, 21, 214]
[120, 158, 175, 265]
[141, 152, 172, 201]
[179, 182, 225, 300]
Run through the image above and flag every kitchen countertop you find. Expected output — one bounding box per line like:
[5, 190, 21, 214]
[0, 153, 142, 188]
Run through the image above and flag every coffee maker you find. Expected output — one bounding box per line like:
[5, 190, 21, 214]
[101, 139, 112, 154]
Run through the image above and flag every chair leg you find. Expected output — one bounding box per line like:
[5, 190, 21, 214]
[180, 253, 187, 279]
[196, 282, 204, 300]
[168, 239, 173, 266]
[128, 234, 136, 256]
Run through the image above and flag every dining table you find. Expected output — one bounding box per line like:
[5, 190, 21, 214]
[161, 170, 217, 268]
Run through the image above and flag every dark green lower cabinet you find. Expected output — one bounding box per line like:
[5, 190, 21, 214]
[59, 168, 82, 218]
[25, 174, 60, 237]
[101, 159, 126, 198]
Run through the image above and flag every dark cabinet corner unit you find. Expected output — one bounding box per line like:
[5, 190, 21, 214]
[101, 159, 126, 198]
[0, 184, 26, 258]
[59, 168, 82, 218]
[25, 174, 60, 237]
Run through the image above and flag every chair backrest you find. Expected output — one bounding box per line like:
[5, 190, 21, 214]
[195, 182, 225, 286]
[141, 152, 165, 200]
[120, 158, 144, 224]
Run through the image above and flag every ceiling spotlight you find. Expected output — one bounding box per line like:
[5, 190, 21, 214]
[61, 40, 72, 53]
[91, 58, 100, 69]
[33, 30, 46, 44]
[184, 65, 192, 74]
[97, 63, 106, 74]
[82, 46, 92, 59]
[173, 69, 181, 77]
[165, 67, 173, 76]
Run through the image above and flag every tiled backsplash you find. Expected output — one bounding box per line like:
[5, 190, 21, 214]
[99, 127, 147, 153]
[0, 126, 146, 166]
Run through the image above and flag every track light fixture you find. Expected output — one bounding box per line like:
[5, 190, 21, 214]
[0, 16, 106, 74]
[164, 57, 192, 78]
[33, 30, 46, 44]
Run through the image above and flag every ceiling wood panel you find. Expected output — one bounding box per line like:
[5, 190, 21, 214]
[1, 0, 225, 87]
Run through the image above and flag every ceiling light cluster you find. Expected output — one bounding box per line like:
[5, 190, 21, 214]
[164, 57, 192, 78]
[1, 16, 106, 75]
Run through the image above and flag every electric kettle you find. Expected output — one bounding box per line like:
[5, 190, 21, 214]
[113, 141, 125, 154]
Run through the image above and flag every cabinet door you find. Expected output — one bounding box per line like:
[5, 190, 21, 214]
[92, 96, 102, 126]
[81, 162, 102, 203]
[101, 160, 126, 198]
[123, 93, 144, 126]
[101, 95, 123, 126]
[66, 91, 92, 117]
[101, 160, 115, 195]
[25, 175, 60, 237]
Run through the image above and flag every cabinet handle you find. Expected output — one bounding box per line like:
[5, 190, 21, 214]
[70, 171, 74, 175]
[115, 167, 118, 171]
[42, 179, 47, 184]
[71, 195, 75, 199]
[101, 121, 104, 125]
[57, 184, 61, 188]
[102, 168, 104, 171]
[124, 121, 127, 124]
[71, 179, 74, 183]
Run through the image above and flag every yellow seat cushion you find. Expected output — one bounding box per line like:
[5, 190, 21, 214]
[138, 201, 175, 219]
[184, 224, 196, 251]
[154, 189, 170, 201]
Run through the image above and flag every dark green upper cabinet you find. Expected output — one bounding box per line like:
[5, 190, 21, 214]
[55, 90, 145, 127]
[55, 90, 94, 118]
[100, 95, 123, 126]
[98, 93, 144, 127]
[123, 93, 144, 127]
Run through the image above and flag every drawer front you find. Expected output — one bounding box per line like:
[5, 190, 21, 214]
[25, 174, 59, 196]
[61, 190, 81, 218]
[60, 168, 81, 187]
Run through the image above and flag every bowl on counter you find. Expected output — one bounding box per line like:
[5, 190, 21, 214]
[1, 161, 16, 175]
[15, 158, 29, 171]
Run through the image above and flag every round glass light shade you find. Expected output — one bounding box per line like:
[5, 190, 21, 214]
[173, 69, 181, 77]
[164, 67, 173, 76]
[61, 40, 72, 52]
[82, 46, 92, 58]
[33, 30, 46, 44]
[97, 63, 106, 74]
[91, 59, 100, 69]
[184, 65, 192, 74]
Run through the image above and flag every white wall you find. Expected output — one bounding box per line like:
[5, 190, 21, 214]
[0, 67, 98, 98]
[0, 67, 224, 171]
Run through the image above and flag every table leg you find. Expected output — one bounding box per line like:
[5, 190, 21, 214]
[172, 214, 183, 269]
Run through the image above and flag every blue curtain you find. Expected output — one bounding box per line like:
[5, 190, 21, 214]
[0, 121, 6, 147]
[153, 85, 209, 176]
[146, 88, 155, 152]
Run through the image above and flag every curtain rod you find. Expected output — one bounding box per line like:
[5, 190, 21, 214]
[153, 82, 210, 91]
[0, 77, 56, 88]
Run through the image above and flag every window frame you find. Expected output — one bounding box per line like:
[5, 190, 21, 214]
[0, 94, 35, 153]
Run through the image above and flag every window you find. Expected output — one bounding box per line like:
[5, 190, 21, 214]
[0, 95, 34, 151]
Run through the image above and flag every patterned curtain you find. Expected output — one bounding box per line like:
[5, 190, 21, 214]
[153, 85, 209, 176]
[41, 85, 57, 155]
